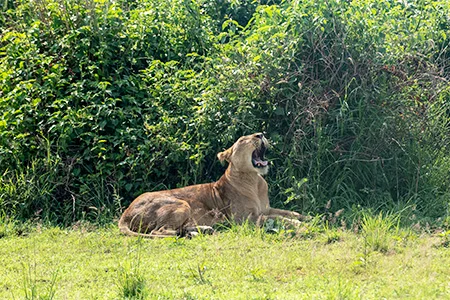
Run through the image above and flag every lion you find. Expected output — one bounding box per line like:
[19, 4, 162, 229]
[119, 133, 307, 238]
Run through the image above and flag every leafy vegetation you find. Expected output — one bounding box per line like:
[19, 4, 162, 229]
[1, 0, 449, 225]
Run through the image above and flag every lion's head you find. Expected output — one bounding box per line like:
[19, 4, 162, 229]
[217, 133, 269, 175]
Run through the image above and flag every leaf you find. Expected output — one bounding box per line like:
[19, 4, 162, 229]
[125, 184, 133, 192]
[73, 168, 81, 176]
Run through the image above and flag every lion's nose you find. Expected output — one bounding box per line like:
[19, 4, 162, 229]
[255, 133, 264, 139]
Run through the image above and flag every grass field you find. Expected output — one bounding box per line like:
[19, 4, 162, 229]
[1, 220, 449, 299]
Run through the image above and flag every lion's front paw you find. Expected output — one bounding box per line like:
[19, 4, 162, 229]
[183, 225, 215, 238]
[288, 219, 302, 226]
[294, 212, 312, 221]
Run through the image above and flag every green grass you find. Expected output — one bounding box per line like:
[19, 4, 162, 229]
[0, 223, 449, 299]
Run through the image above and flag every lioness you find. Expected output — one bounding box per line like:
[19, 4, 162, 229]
[119, 133, 306, 237]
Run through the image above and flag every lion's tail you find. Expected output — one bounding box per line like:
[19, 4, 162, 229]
[118, 215, 176, 239]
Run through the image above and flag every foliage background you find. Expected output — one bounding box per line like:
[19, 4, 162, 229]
[0, 0, 449, 225]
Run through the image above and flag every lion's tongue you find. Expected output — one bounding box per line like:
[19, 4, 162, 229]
[253, 158, 268, 167]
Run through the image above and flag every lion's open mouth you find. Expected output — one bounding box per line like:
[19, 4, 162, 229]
[252, 144, 268, 168]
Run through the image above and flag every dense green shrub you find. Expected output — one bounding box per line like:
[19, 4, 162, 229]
[233, 0, 450, 217]
[0, 0, 449, 224]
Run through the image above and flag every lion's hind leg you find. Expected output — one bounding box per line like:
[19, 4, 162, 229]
[125, 198, 192, 238]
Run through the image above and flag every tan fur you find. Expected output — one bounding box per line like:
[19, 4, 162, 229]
[119, 133, 306, 238]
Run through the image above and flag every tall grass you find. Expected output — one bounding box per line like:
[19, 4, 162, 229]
[0, 212, 17, 238]
[21, 263, 59, 300]
[361, 212, 398, 253]
[116, 238, 148, 299]
[0, 158, 61, 222]
[17, 240, 60, 300]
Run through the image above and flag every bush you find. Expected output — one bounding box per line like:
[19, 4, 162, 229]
[0, 0, 449, 224]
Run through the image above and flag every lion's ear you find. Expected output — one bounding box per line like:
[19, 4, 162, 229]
[217, 147, 232, 164]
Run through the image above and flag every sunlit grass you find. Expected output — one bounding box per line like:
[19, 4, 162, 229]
[0, 221, 449, 299]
